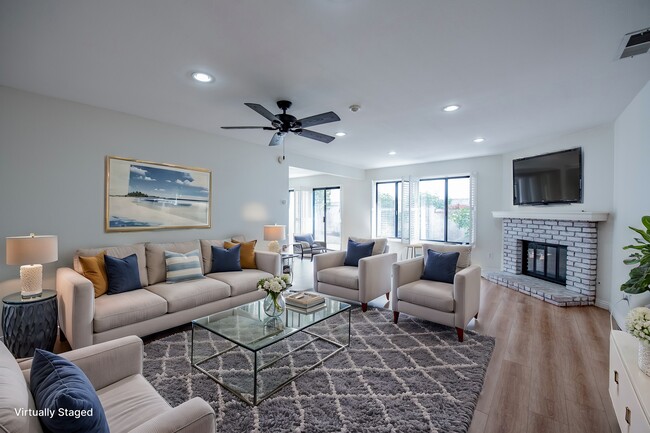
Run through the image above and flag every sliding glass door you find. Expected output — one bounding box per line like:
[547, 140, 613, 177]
[313, 187, 341, 251]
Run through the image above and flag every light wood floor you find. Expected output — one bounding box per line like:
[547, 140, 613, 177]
[293, 257, 619, 433]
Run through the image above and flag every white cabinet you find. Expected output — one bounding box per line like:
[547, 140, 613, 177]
[609, 330, 650, 433]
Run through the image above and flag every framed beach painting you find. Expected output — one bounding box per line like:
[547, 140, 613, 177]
[105, 156, 212, 232]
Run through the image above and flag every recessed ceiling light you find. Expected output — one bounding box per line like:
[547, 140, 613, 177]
[442, 104, 461, 112]
[388, 151, 397, 156]
[335, 132, 346, 137]
[191, 72, 214, 83]
[473, 137, 486, 143]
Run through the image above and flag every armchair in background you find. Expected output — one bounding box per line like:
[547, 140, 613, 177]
[391, 243, 480, 342]
[314, 237, 397, 311]
[293, 234, 327, 261]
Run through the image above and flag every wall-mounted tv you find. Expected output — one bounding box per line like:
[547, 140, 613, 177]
[513, 147, 582, 205]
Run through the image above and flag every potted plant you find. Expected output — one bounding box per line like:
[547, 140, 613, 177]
[621, 216, 650, 294]
[257, 275, 291, 317]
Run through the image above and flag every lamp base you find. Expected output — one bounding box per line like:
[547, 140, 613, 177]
[267, 240, 281, 253]
[20, 264, 43, 298]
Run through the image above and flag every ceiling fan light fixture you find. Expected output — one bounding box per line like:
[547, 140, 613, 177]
[442, 104, 461, 112]
[473, 137, 486, 143]
[335, 132, 346, 137]
[191, 72, 214, 83]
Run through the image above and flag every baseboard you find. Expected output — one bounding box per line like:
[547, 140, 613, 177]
[595, 299, 610, 310]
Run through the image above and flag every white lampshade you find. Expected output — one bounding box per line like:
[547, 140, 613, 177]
[263, 225, 286, 242]
[6, 235, 58, 265]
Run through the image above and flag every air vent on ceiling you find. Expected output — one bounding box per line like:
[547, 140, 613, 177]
[617, 27, 650, 59]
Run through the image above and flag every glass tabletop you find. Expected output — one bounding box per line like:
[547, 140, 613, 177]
[192, 296, 351, 352]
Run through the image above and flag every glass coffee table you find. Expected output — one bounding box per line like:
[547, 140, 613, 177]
[191, 296, 351, 405]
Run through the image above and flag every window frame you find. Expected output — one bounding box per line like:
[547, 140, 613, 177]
[419, 175, 471, 244]
[375, 180, 401, 239]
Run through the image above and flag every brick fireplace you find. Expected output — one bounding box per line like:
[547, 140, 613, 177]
[487, 212, 608, 306]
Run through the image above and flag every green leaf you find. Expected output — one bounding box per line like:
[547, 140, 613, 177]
[642, 216, 650, 230]
[623, 244, 647, 251]
[624, 258, 640, 265]
[630, 226, 650, 243]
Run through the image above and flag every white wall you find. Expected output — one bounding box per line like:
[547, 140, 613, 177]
[611, 79, 650, 327]
[0, 86, 288, 300]
[365, 155, 504, 271]
[499, 124, 615, 308]
[288, 174, 370, 248]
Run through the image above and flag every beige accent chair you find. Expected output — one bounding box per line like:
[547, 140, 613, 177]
[391, 243, 480, 342]
[314, 237, 397, 311]
[0, 336, 215, 433]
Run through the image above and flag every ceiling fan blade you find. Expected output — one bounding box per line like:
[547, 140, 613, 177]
[269, 132, 285, 147]
[244, 103, 281, 123]
[296, 129, 335, 143]
[221, 126, 276, 130]
[297, 111, 340, 128]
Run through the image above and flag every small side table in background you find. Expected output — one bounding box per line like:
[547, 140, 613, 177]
[281, 253, 299, 283]
[2, 290, 58, 358]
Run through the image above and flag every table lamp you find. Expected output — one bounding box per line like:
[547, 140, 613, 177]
[6, 234, 58, 298]
[263, 225, 286, 253]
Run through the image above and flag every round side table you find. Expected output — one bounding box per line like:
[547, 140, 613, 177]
[2, 290, 58, 358]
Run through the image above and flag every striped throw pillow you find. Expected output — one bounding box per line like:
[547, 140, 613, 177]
[164, 249, 205, 283]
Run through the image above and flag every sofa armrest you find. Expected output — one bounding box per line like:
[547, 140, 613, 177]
[391, 257, 424, 310]
[358, 253, 397, 303]
[255, 251, 281, 275]
[453, 265, 482, 329]
[21, 336, 143, 390]
[130, 398, 215, 433]
[56, 267, 95, 349]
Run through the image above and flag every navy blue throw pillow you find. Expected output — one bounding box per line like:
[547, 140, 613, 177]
[30, 349, 110, 433]
[422, 249, 460, 284]
[211, 244, 242, 272]
[344, 239, 375, 267]
[105, 253, 142, 294]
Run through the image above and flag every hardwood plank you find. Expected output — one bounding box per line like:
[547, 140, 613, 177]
[527, 412, 568, 433]
[484, 360, 531, 433]
[565, 400, 612, 433]
[468, 409, 488, 433]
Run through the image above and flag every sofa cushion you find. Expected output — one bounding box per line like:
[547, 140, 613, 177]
[225, 240, 257, 269]
[422, 250, 460, 284]
[207, 269, 272, 296]
[349, 236, 388, 255]
[397, 279, 455, 312]
[422, 242, 472, 271]
[94, 290, 167, 333]
[0, 342, 43, 433]
[211, 244, 242, 273]
[105, 254, 142, 295]
[75, 244, 149, 287]
[317, 266, 359, 290]
[30, 349, 109, 433]
[147, 278, 231, 313]
[164, 249, 205, 283]
[200, 239, 226, 274]
[146, 240, 202, 285]
[97, 374, 170, 433]
[78, 251, 108, 297]
[344, 239, 375, 267]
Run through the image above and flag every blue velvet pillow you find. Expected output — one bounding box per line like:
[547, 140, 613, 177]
[30, 349, 110, 433]
[211, 244, 242, 272]
[344, 239, 375, 267]
[105, 253, 142, 294]
[422, 249, 460, 284]
[295, 234, 315, 245]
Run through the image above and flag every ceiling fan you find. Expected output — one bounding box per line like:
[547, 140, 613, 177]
[221, 100, 341, 147]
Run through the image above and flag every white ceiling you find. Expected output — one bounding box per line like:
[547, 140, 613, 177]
[1, 1, 649, 170]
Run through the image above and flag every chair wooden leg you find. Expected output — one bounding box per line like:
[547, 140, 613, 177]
[474, 312, 479, 319]
[361, 303, 368, 312]
[456, 327, 464, 342]
[385, 292, 390, 300]
[393, 311, 399, 323]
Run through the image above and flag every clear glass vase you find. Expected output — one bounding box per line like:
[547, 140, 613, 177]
[263, 292, 285, 317]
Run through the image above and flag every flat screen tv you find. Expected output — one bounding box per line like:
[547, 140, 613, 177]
[513, 147, 582, 205]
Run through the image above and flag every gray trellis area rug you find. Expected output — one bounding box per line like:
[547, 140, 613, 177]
[142, 308, 495, 433]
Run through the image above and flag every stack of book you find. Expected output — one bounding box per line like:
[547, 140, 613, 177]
[285, 292, 326, 313]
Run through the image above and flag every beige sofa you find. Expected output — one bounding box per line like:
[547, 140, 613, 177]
[57, 240, 280, 349]
[0, 336, 215, 433]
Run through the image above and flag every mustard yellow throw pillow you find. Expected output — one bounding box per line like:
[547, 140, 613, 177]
[79, 251, 108, 297]
[225, 240, 257, 269]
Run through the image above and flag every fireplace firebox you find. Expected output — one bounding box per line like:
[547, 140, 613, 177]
[522, 241, 567, 285]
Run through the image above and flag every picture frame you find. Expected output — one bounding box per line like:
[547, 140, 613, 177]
[105, 156, 212, 232]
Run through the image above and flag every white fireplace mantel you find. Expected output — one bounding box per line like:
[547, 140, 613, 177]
[491, 211, 609, 222]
